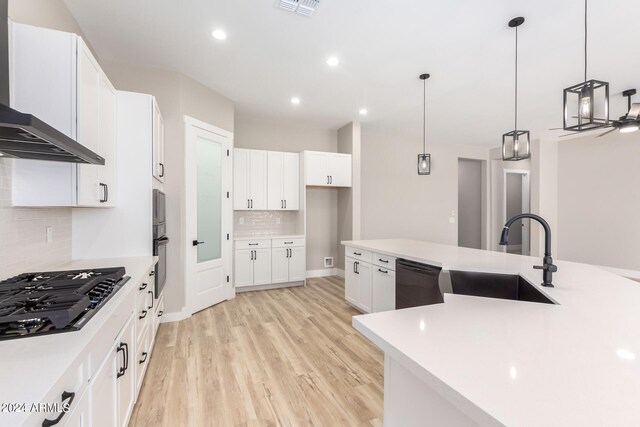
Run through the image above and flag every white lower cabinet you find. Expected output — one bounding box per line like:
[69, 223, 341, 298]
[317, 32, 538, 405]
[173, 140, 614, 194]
[271, 238, 305, 284]
[91, 335, 119, 427]
[60, 388, 90, 427]
[345, 248, 396, 313]
[235, 238, 306, 289]
[372, 267, 396, 312]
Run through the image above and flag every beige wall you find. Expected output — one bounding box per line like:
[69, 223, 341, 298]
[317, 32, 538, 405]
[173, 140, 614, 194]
[556, 132, 640, 270]
[234, 116, 339, 271]
[337, 122, 361, 270]
[0, 0, 84, 278]
[103, 61, 234, 314]
[361, 126, 490, 245]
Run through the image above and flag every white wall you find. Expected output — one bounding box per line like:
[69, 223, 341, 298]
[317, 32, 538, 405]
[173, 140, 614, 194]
[556, 131, 640, 270]
[233, 116, 339, 271]
[360, 125, 490, 244]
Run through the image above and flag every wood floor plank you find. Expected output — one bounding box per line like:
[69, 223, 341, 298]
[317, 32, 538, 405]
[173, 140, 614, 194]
[129, 277, 383, 426]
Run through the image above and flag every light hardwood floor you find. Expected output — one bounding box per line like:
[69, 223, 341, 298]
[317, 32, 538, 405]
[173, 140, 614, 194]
[129, 276, 384, 427]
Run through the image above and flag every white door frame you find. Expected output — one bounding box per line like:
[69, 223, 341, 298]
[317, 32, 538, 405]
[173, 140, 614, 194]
[502, 169, 531, 255]
[184, 115, 234, 316]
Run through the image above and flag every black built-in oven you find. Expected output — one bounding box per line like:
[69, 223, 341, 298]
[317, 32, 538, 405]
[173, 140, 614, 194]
[153, 190, 168, 298]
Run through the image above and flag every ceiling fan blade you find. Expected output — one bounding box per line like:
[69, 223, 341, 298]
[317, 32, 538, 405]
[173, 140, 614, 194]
[627, 103, 640, 119]
[595, 128, 617, 138]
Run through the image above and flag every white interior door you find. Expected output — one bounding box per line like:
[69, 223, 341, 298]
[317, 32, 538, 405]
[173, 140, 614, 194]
[185, 117, 233, 315]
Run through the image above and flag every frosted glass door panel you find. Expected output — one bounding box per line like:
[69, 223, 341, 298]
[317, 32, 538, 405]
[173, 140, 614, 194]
[197, 136, 222, 263]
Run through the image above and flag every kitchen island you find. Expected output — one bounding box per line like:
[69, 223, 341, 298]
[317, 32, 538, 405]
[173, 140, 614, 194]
[344, 239, 640, 427]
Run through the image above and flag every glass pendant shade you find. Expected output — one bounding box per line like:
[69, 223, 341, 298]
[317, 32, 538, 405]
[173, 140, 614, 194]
[502, 130, 530, 161]
[417, 153, 431, 175]
[563, 79, 609, 131]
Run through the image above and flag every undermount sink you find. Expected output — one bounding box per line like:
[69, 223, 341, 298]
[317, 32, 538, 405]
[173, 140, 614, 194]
[447, 270, 555, 305]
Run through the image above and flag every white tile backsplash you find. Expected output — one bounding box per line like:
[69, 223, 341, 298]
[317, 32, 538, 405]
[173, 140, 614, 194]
[234, 210, 298, 237]
[0, 159, 72, 279]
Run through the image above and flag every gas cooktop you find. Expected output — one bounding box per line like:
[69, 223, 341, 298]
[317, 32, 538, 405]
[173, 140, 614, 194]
[0, 267, 129, 340]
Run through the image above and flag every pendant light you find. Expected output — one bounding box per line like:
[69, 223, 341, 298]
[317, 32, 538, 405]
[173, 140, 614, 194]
[562, 0, 609, 132]
[417, 73, 431, 175]
[502, 17, 530, 161]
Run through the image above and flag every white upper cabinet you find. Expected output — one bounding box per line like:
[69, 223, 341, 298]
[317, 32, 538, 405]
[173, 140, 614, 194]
[233, 148, 267, 210]
[10, 24, 117, 207]
[152, 98, 165, 183]
[267, 151, 300, 210]
[304, 151, 352, 187]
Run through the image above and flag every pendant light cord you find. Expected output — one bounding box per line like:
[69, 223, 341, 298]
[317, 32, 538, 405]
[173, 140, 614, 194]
[515, 24, 518, 131]
[584, 0, 589, 81]
[423, 77, 426, 155]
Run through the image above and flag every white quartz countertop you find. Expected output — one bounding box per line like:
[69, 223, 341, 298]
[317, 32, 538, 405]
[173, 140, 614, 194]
[0, 256, 156, 426]
[345, 239, 640, 426]
[234, 234, 304, 241]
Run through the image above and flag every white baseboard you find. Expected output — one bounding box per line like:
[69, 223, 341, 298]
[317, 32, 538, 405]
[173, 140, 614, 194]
[160, 310, 191, 323]
[235, 281, 304, 293]
[306, 268, 341, 278]
[335, 268, 345, 278]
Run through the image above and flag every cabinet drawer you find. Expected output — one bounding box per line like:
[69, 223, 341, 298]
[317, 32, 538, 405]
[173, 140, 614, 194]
[31, 354, 87, 427]
[136, 288, 152, 341]
[235, 239, 271, 249]
[345, 246, 372, 263]
[272, 238, 305, 248]
[373, 253, 397, 270]
[135, 324, 151, 395]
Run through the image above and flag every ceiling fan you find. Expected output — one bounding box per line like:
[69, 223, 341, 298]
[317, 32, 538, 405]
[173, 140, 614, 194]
[554, 89, 640, 138]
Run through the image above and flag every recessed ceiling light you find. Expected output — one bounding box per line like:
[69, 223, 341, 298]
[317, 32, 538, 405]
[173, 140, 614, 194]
[359, 108, 368, 116]
[290, 97, 301, 105]
[326, 56, 339, 67]
[211, 29, 227, 40]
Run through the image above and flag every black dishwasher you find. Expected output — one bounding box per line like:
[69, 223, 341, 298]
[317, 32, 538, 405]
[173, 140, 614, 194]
[396, 259, 443, 309]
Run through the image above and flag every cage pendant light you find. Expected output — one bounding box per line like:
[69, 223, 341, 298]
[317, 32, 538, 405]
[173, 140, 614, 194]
[563, 0, 609, 132]
[502, 17, 531, 161]
[417, 73, 431, 175]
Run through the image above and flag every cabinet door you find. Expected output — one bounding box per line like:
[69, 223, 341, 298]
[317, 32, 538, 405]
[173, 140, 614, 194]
[267, 152, 284, 210]
[97, 74, 117, 207]
[282, 153, 300, 210]
[288, 247, 306, 282]
[61, 388, 90, 427]
[76, 38, 101, 206]
[249, 150, 268, 210]
[271, 247, 289, 284]
[305, 152, 329, 186]
[358, 262, 373, 313]
[252, 248, 272, 285]
[233, 149, 250, 210]
[372, 268, 396, 312]
[117, 315, 136, 427]
[345, 257, 359, 307]
[329, 153, 352, 187]
[152, 99, 165, 183]
[91, 344, 118, 427]
[234, 249, 254, 287]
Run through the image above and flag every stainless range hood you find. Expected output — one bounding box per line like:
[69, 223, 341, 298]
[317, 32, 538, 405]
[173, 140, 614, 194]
[0, 0, 104, 164]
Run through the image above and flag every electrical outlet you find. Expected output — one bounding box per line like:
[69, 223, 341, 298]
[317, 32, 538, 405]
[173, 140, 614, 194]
[451, 209, 456, 216]
[46, 226, 53, 243]
[449, 217, 456, 224]
[324, 257, 334, 268]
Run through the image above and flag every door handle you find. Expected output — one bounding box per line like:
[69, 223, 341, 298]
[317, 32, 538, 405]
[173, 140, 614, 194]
[281, 200, 283, 209]
[248, 199, 250, 209]
[139, 352, 148, 364]
[284, 200, 287, 209]
[139, 310, 148, 319]
[159, 163, 165, 178]
[148, 291, 154, 309]
[99, 183, 107, 203]
[329, 176, 332, 184]
[254, 250, 257, 260]
[116, 343, 126, 378]
[193, 240, 205, 246]
[139, 282, 147, 291]
[250, 199, 253, 208]
[41, 391, 76, 427]
[327, 176, 330, 184]
[378, 268, 389, 274]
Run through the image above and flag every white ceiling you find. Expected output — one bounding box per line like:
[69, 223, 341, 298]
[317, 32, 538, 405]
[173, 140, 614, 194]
[63, 0, 640, 147]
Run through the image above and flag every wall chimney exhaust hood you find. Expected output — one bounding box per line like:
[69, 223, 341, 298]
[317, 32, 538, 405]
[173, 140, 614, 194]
[0, 0, 104, 164]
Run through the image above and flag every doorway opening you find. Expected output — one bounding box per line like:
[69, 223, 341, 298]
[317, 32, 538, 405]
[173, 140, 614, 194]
[458, 159, 486, 249]
[503, 170, 530, 255]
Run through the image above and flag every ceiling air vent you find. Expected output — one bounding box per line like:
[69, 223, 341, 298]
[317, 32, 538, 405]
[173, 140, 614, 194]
[277, 0, 320, 16]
